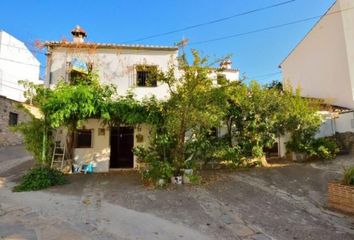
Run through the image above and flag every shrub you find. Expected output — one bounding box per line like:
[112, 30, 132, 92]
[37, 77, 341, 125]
[13, 167, 68, 192]
[142, 160, 174, 183]
[12, 118, 53, 164]
[287, 137, 339, 160]
[133, 145, 174, 185]
[309, 137, 339, 160]
[343, 167, 354, 186]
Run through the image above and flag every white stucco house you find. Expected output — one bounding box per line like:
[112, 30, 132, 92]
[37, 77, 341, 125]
[46, 26, 239, 172]
[280, 0, 354, 109]
[0, 30, 41, 102]
[277, 0, 354, 157]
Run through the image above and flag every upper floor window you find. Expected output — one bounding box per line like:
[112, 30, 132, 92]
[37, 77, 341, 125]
[216, 74, 228, 85]
[68, 59, 93, 84]
[8, 112, 18, 126]
[136, 65, 157, 87]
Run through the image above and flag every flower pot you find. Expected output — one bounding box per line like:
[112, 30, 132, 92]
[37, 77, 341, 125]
[157, 178, 166, 187]
[183, 169, 193, 184]
[171, 176, 183, 184]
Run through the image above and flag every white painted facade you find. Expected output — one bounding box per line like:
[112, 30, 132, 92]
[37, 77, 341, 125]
[55, 120, 152, 172]
[280, 0, 354, 109]
[46, 27, 239, 172]
[0, 30, 41, 102]
[46, 46, 178, 100]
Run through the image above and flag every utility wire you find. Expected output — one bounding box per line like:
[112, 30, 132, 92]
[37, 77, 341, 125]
[248, 71, 282, 80]
[123, 0, 297, 43]
[189, 6, 354, 46]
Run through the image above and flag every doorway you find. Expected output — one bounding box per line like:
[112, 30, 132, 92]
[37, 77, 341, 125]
[110, 127, 134, 168]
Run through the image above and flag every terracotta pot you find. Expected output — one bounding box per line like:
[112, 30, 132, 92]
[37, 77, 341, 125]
[171, 176, 183, 184]
[183, 169, 193, 184]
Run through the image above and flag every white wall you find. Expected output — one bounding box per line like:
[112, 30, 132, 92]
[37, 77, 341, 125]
[70, 119, 151, 172]
[47, 48, 178, 100]
[335, 111, 354, 133]
[46, 47, 240, 100]
[280, 0, 354, 109]
[341, 0, 354, 98]
[0, 31, 41, 102]
[316, 111, 336, 138]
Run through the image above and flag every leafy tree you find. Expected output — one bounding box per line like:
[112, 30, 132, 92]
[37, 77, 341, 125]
[41, 72, 115, 159]
[157, 50, 226, 171]
[223, 80, 327, 160]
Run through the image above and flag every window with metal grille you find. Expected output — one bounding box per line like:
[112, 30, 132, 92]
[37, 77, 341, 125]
[217, 74, 227, 85]
[75, 129, 92, 148]
[136, 65, 157, 87]
[8, 112, 18, 126]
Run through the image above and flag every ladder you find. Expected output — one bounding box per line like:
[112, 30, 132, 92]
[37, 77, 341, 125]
[51, 138, 66, 170]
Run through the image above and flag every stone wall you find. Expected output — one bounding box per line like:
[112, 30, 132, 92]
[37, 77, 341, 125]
[0, 96, 31, 147]
[335, 132, 354, 153]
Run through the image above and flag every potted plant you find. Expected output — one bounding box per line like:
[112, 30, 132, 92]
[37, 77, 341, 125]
[157, 161, 173, 187]
[328, 166, 354, 214]
[171, 169, 183, 184]
[182, 157, 195, 184]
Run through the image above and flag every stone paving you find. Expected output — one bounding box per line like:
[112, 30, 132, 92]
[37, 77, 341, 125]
[0, 146, 354, 239]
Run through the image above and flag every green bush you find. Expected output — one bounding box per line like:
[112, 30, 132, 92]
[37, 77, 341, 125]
[12, 118, 53, 164]
[13, 167, 68, 192]
[133, 145, 174, 185]
[287, 137, 339, 160]
[343, 167, 354, 186]
[309, 137, 339, 160]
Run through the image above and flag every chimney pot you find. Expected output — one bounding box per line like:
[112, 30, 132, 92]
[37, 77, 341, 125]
[71, 25, 87, 43]
[220, 59, 232, 70]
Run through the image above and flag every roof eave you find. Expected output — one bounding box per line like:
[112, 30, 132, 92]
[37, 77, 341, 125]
[44, 41, 179, 51]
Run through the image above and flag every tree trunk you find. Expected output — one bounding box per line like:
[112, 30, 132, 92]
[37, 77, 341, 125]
[226, 117, 233, 147]
[41, 124, 47, 166]
[175, 117, 186, 172]
[66, 122, 77, 160]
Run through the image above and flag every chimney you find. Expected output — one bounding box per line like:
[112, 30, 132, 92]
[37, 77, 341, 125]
[71, 25, 87, 43]
[220, 59, 232, 70]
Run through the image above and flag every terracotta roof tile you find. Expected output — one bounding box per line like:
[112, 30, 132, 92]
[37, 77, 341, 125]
[44, 41, 178, 51]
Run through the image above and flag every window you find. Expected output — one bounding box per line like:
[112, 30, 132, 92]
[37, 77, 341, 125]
[70, 70, 85, 84]
[8, 112, 18, 126]
[136, 65, 157, 87]
[75, 129, 92, 148]
[207, 127, 219, 138]
[216, 74, 227, 85]
[68, 59, 92, 84]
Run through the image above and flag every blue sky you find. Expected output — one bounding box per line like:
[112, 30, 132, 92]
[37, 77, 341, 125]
[1, 0, 335, 82]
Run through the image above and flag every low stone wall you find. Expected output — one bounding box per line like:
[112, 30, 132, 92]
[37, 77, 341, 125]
[328, 182, 354, 215]
[335, 132, 354, 153]
[0, 96, 31, 147]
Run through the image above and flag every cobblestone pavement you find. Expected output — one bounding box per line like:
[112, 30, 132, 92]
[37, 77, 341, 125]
[0, 146, 354, 239]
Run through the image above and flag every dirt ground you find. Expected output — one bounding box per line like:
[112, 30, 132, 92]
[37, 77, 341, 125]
[1, 146, 354, 240]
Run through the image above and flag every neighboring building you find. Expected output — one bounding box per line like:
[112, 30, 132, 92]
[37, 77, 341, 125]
[280, 0, 354, 109]
[0, 31, 41, 147]
[46, 26, 239, 172]
[0, 96, 31, 147]
[278, 0, 354, 157]
[0, 30, 41, 102]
